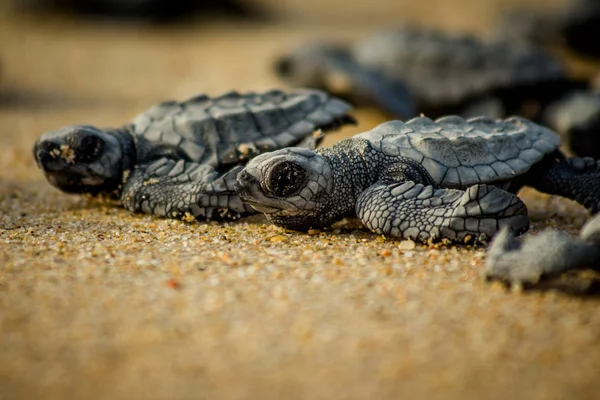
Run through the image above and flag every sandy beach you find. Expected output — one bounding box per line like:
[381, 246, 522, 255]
[1, 1, 600, 398]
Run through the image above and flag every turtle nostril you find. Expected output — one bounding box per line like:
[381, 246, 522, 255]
[33, 141, 58, 168]
[38, 151, 54, 167]
[38, 141, 56, 154]
[235, 171, 259, 194]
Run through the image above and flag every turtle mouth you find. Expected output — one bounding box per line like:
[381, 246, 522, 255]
[242, 200, 281, 214]
[44, 171, 104, 194]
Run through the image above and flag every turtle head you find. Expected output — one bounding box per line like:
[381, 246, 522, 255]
[33, 125, 130, 196]
[234, 147, 335, 230]
[274, 44, 350, 89]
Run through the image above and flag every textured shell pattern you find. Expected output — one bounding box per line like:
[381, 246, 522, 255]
[355, 115, 561, 188]
[128, 89, 352, 169]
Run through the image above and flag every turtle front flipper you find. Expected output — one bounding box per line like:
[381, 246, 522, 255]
[525, 155, 600, 214]
[356, 181, 529, 243]
[121, 159, 254, 221]
[325, 53, 416, 118]
[276, 45, 416, 118]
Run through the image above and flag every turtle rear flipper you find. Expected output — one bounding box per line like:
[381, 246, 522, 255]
[524, 154, 600, 214]
[355, 180, 529, 243]
[121, 159, 253, 222]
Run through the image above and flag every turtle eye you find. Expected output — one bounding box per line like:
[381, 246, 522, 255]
[73, 132, 105, 163]
[266, 161, 308, 198]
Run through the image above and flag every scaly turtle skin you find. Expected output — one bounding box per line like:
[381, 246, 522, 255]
[235, 115, 600, 243]
[33, 89, 355, 222]
[493, 0, 600, 60]
[276, 27, 600, 158]
[485, 212, 600, 285]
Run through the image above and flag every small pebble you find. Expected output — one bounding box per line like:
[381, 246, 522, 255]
[165, 279, 181, 290]
[269, 235, 286, 243]
[380, 249, 391, 257]
[398, 240, 416, 250]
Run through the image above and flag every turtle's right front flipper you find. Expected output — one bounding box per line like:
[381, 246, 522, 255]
[356, 181, 529, 243]
[121, 159, 254, 221]
[325, 54, 416, 118]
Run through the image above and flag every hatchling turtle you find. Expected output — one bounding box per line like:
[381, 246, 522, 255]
[33, 89, 355, 221]
[493, 0, 600, 60]
[485, 212, 600, 285]
[235, 115, 600, 243]
[275, 27, 600, 158]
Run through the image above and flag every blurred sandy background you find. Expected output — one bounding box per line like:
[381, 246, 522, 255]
[1, 0, 600, 399]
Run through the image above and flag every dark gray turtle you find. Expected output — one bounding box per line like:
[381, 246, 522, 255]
[351, 28, 573, 117]
[485, 212, 600, 285]
[235, 115, 600, 243]
[33, 89, 355, 221]
[493, 0, 600, 60]
[275, 27, 600, 158]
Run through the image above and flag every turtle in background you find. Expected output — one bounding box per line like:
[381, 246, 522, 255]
[274, 26, 600, 158]
[235, 115, 600, 243]
[492, 0, 600, 60]
[33, 89, 355, 222]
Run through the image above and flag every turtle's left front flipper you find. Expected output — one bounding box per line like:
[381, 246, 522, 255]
[121, 159, 254, 221]
[356, 181, 529, 243]
[526, 155, 600, 214]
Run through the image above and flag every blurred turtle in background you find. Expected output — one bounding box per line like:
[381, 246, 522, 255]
[275, 26, 600, 158]
[493, 0, 600, 60]
[14, 0, 264, 22]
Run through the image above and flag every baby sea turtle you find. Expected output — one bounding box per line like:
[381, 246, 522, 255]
[235, 116, 600, 243]
[485, 212, 600, 285]
[493, 0, 600, 60]
[275, 27, 600, 158]
[33, 89, 355, 221]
